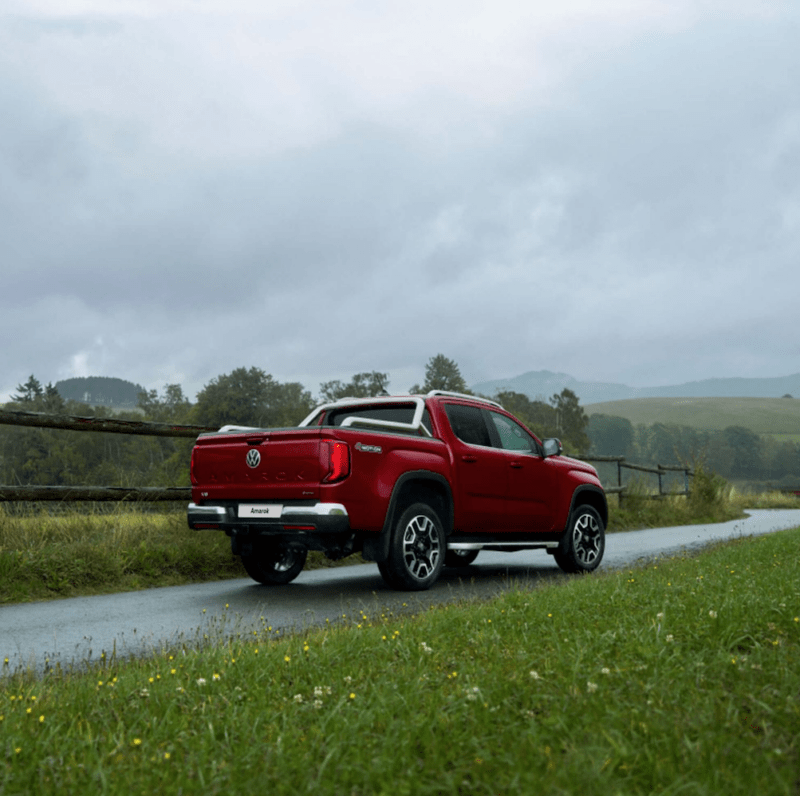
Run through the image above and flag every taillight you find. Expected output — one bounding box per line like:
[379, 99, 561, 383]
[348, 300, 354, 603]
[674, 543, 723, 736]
[190, 446, 198, 486]
[323, 440, 350, 483]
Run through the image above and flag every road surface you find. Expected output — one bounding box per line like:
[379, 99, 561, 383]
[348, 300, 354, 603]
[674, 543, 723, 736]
[2, 509, 799, 675]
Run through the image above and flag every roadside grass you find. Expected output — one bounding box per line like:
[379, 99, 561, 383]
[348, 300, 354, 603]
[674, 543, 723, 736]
[2, 528, 799, 794]
[0, 505, 358, 604]
[608, 468, 745, 531]
[1, 471, 796, 603]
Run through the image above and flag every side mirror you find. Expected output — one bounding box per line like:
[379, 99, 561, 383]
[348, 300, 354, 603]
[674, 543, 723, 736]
[542, 438, 563, 458]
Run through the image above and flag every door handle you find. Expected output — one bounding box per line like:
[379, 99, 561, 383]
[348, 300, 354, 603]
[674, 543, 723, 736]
[509, 461, 523, 468]
[461, 455, 478, 463]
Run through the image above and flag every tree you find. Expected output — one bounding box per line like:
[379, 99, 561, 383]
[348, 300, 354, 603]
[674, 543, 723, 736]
[492, 391, 558, 441]
[318, 371, 390, 403]
[410, 355, 468, 394]
[138, 384, 192, 424]
[587, 414, 634, 458]
[549, 388, 590, 453]
[12, 375, 44, 404]
[192, 367, 314, 429]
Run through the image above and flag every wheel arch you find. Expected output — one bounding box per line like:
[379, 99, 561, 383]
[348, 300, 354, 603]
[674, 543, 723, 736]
[362, 471, 453, 563]
[567, 485, 608, 530]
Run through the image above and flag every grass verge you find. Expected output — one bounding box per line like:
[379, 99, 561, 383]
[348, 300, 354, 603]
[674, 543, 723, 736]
[2, 528, 800, 794]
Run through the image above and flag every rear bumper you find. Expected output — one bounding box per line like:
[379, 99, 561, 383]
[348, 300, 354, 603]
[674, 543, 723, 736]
[187, 501, 350, 534]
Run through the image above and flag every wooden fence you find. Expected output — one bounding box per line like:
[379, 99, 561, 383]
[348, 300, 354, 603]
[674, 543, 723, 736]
[578, 454, 693, 503]
[0, 408, 692, 504]
[0, 409, 215, 503]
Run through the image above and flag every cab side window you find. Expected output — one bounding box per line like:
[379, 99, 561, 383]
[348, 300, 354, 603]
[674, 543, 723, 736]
[443, 403, 492, 447]
[488, 412, 537, 453]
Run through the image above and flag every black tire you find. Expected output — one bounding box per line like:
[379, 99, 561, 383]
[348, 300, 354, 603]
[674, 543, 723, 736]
[379, 503, 445, 591]
[554, 505, 605, 574]
[444, 548, 479, 567]
[241, 543, 307, 585]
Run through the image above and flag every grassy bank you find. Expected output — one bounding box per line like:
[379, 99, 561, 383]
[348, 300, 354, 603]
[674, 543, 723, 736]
[0, 506, 362, 604]
[0, 471, 795, 604]
[2, 527, 799, 794]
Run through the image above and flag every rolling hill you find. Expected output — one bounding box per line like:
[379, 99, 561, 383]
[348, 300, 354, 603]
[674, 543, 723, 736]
[586, 396, 800, 441]
[471, 370, 800, 405]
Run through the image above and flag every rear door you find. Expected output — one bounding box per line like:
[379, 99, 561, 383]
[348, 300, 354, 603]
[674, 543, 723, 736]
[442, 402, 509, 532]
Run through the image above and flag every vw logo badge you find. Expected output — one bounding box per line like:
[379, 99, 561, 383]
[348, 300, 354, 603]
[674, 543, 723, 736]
[246, 449, 261, 469]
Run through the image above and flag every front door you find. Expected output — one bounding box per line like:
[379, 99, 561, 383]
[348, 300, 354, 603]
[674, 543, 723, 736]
[485, 410, 555, 532]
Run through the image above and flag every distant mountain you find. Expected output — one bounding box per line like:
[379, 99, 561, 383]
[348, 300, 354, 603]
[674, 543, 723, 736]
[55, 376, 145, 408]
[471, 370, 800, 405]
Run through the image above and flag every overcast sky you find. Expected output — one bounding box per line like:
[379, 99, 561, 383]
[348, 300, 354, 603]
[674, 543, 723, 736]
[2, 0, 799, 403]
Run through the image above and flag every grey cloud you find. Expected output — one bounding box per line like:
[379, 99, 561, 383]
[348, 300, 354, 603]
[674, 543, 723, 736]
[2, 7, 800, 400]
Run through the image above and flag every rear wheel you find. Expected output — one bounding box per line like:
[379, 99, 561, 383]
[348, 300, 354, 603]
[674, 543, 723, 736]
[379, 503, 445, 591]
[241, 543, 307, 585]
[444, 548, 479, 567]
[554, 505, 605, 574]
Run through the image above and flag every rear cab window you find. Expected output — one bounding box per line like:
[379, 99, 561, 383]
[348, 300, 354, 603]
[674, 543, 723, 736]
[442, 403, 492, 447]
[319, 403, 433, 436]
[444, 402, 542, 454]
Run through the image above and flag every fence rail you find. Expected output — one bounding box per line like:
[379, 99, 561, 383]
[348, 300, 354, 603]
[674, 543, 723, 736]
[0, 409, 693, 504]
[0, 409, 211, 502]
[577, 455, 694, 503]
[0, 409, 214, 438]
[0, 486, 191, 502]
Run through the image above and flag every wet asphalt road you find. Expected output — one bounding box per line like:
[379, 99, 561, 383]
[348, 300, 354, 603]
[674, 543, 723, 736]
[2, 509, 799, 675]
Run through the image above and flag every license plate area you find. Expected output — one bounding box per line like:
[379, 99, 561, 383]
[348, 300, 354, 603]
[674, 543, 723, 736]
[238, 504, 283, 519]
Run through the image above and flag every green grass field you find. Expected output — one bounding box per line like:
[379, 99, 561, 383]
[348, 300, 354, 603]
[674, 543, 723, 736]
[2, 527, 799, 794]
[587, 396, 800, 436]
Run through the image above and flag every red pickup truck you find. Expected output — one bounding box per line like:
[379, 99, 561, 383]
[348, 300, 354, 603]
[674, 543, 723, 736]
[188, 391, 607, 591]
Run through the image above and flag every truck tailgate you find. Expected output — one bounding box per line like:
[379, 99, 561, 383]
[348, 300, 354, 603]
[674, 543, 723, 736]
[191, 428, 324, 502]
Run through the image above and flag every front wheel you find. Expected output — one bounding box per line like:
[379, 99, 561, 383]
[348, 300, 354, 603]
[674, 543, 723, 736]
[241, 543, 307, 585]
[379, 503, 445, 591]
[554, 505, 605, 574]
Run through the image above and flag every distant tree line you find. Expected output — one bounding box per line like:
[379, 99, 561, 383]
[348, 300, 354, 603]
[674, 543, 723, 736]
[55, 376, 146, 408]
[0, 356, 596, 490]
[13, 360, 794, 490]
[588, 414, 800, 488]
